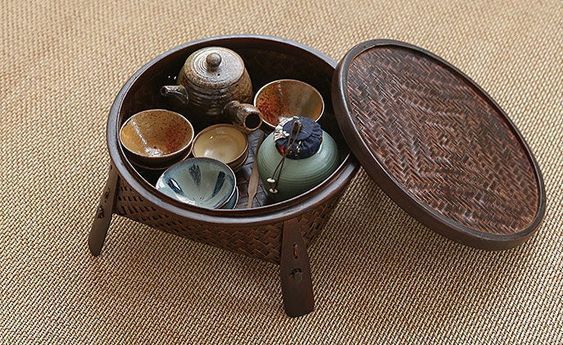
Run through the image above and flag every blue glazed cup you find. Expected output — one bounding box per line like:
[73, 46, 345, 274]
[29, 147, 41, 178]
[156, 158, 236, 209]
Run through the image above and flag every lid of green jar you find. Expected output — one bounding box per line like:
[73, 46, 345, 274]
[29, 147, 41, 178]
[274, 117, 323, 159]
[332, 39, 545, 250]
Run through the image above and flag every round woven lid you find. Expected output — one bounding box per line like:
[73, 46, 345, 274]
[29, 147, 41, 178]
[332, 39, 545, 249]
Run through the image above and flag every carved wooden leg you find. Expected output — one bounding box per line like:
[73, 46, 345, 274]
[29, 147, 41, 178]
[280, 218, 314, 317]
[88, 165, 119, 256]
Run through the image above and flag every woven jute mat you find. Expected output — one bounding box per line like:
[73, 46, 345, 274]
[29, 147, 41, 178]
[1, 0, 561, 343]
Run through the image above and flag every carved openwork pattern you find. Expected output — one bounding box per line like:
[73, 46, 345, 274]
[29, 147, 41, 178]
[346, 47, 539, 235]
[114, 179, 340, 264]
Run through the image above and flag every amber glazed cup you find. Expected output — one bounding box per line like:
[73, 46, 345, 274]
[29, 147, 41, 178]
[119, 109, 194, 169]
[254, 79, 324, 128]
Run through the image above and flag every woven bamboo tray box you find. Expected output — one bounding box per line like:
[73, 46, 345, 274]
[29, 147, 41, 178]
[89, 35, 545, 317]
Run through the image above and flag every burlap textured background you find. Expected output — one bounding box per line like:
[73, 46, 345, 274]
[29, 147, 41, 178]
[1, 0, 561, 343]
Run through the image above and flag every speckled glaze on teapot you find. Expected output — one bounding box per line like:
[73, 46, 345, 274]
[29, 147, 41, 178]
[161, 47, 261, 130]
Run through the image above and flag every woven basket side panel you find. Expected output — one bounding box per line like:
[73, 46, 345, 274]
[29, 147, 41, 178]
[113, 178, 342, 264]
[300, 196, 339, 244]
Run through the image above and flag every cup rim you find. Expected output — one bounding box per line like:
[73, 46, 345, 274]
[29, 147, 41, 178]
[222, 186, 239, 209]
[191, 124, 249, 165]
[119, 109, 195, 159]
[253, 78, 325, 128]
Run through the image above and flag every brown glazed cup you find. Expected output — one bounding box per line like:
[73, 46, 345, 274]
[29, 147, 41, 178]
[119, 109, 194, 169]
[254, 79, 324, 128]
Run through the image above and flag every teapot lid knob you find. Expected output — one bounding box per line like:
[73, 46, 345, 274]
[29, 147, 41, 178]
[185, 47, 245, 87]
[205, 53, 222, 71]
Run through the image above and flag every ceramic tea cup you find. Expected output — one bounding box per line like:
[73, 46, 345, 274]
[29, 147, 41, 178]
[156, 158, 236, 209]
[119, 109, 194, 169]
[192, 124, 249, 171]
[254, 79, 324, 128]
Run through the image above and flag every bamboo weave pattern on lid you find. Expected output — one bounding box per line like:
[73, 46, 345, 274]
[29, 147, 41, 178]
[345, 46, 540, 235]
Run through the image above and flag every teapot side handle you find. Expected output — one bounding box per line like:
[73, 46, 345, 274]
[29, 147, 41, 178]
[223, 100, 263, 133]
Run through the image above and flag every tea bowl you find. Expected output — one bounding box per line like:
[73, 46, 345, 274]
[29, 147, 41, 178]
[192, 124, 249, 171]
[156, 158, 236, 209]
[254, 79, 324, 128]
[221, 186, 239, 209]
[119, 109, 194, 169]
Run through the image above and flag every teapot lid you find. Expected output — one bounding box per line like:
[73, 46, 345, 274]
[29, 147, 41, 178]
[332, 39, 545, 249]
[182, 46, 245, 89]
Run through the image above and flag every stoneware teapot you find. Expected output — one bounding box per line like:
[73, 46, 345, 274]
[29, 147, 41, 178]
[161, 46, 262, 132]
[257, 116, 340, 201]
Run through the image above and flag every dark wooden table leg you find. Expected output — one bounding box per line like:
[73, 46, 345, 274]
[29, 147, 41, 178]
[88, 165, 119, 256]
[280, 218, 315, 317]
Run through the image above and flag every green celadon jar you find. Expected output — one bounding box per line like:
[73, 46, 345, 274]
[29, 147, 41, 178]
[257, 117, 340, 201]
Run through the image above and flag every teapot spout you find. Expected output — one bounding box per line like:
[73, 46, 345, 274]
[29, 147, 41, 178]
[160, 85, 189, 104]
